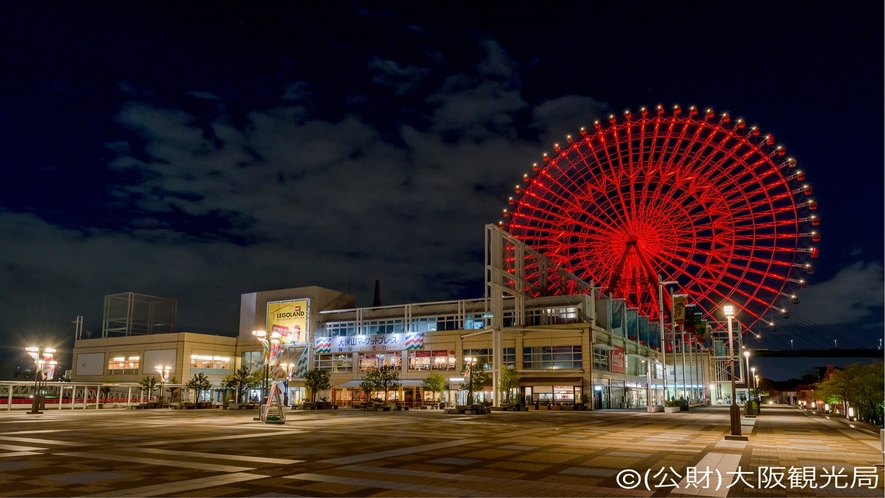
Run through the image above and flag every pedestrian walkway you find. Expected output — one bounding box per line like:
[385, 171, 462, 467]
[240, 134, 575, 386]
[0, 404, 878, 496]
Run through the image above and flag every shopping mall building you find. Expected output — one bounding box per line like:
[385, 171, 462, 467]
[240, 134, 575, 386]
[71, 225, 721, 409]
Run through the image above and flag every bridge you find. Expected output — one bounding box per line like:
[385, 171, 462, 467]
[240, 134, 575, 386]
[748, 349, 881, 358]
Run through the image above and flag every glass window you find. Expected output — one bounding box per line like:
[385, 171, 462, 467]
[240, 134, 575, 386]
[242, 351, 262, 371]
[323, 321, 356, 337]
[411, 317, 438, 332]
[463, 349, 493, 370]
[190, 355, 231, 372]
[593, 347, 609, 371]
[524, 346, 582, 369]
[503, 347, 516, 366]
[108, 355, 139, 375]
[316, 354, 352, 373]
[359, 352, 401, 371]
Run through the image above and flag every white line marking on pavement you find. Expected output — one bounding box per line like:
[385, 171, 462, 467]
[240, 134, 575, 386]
[285, 472, 472, 496]
[0, 451, 42, 458]
[135, 431, 293, 446]
[0, 436, 81, 446]
[80, 472, 266, 497]
[320, 439, 474, 465]
[0, 443, 47, 452]
[55, 451, 255, 473]
[131, 447, 305, 465]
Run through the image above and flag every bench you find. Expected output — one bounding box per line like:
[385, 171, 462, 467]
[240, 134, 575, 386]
[228, 402, 257, 410]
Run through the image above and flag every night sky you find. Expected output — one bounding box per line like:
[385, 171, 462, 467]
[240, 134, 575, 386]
[1, 2, 882, 381]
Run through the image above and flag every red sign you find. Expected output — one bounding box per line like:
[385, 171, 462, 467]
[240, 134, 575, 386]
[610, 347, 626, 373]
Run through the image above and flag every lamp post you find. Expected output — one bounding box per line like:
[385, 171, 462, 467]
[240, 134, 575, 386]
[723, 304, 744, 439]
[252, 330, 282, 402]
[253, 330, 270, 402]
[464, 356, 476, 405]
[657, 277, 678, 401]
[750, 366, 756, 401]
[280, 362, 294, 406]
[26, 346, 55, 415]
[155, 365, 170, 405]
[743, 350, 751, 402]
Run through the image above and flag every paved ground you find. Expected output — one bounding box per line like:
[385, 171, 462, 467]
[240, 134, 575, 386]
[0, 405, 880, 497]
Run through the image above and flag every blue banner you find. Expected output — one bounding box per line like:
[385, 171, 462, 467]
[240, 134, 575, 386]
[610, 300, 625, 336]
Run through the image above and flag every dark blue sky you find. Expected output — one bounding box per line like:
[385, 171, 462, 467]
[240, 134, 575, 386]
[1, 1, 881, 380]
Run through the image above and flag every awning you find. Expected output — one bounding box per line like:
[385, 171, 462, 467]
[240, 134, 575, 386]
[518, 377, 583, 386]
[334, 380, 426, 389]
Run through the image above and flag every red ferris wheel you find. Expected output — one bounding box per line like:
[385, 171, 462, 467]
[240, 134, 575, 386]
[502, 104, 819, 328]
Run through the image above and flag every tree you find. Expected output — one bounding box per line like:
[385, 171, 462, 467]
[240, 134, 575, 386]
[221, 367, 261, 403]
[497, 365, 520, 404]
[187, 373, 212, 403]
[844, 362, 883, 425]
[816, 361, 884, 425]
[375, 364, 401, 402]
[359, 379, 376, 403]
[139, 376, 160, 401]
[166, 377, 179, 403]
[421, 372, 446, 404]
[303, 368, 331, 403]
[362, 365, 401, 402]
[465, 357, 489, 405]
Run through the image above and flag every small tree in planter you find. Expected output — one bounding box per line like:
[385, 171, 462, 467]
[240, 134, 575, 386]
[375, 365, 401, 404]
[138, 376, 160, 402]
[303, 369, 331, 406]
[497, 365, 520, 405]
[187, 373, 212, 406]
[465, 357, 489, 406]
[359, 379, 375, 405]
[221, 367, 261, 403]
[421, 372, 446, 407]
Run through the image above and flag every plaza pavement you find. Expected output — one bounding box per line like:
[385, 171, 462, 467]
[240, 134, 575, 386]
[0, 404, 880, 497]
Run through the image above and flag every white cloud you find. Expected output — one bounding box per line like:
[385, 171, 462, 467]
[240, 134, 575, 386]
[367, 57, 428, 94]
[186, 91, 221, 100]
[792, 261, 884, 325]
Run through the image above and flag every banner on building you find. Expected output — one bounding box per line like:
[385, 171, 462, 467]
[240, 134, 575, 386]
[266, 299, 310, 346]
[673, 295, 687, 325]
[638, 316, 649, 345]
[315, 333, 425, 353]
[293, 347, 309, 378]
[625, 308, 638, 341]
[610, 299, 625, 336]
[610, 346, 626, 373]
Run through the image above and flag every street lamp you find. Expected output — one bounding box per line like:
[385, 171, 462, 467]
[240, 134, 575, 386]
[464, 356, 477, 405]
[253, 330, 282, 402]
[26, 346, 56, 415]
[155, 365, 170, 405]
[723, 304, 744, 439]
[658, 277, 678, 401]
[750, 367, 756, 401]
[743, 350, 751, 402]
